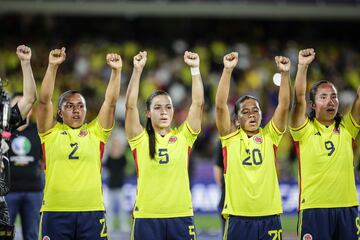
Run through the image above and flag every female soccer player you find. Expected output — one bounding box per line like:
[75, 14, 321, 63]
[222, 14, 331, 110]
[125, 50, 204, 240]
[290, 48, 360, 240]
[215, 52, 291, 240]
[37, 47, 122, 239]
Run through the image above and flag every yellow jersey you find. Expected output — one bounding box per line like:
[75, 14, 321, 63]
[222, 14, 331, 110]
[39, 119, 111, 212]
[128, 121, 199, 218]
[221, 120, 284, 217]
[290, 112, 359, 210]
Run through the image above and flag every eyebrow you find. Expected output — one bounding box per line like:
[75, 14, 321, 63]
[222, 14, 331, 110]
[64, 101, 84, 105]
[319, 93, 336, 96]
[241, 106, 259, 111]
[153, 103, 172, 107]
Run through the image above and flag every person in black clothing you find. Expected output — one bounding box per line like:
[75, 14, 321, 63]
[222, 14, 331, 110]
[104, 129, 130, 233]
[0, 45, 37, 239]
[213, 141, 226, 233]
[5, 93, 43, 240]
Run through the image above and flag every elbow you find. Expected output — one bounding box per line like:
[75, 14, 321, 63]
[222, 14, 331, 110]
[279, 98, 291, 110]
[125, 103, 137, 110]
[215, 104, 227, 113]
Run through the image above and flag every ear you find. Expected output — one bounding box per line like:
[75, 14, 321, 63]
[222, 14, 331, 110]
[145, 110, 151, 118]
[310, 101, 316, 109]
[58, 110, 63, 119]
[234, 119, 240, 128]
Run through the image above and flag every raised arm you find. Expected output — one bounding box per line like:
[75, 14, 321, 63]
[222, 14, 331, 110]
[184, 51, 204, 133]
[37, 47, 66, 133]
[272, 56, 291, 132]
[290, 48, 316, 128]
[125, 51, 147, 139]
[215, 52, 238, 136]
[98, 53, 122, 129]
[15, 45, 37, 119]
[351, 87, 360, 125]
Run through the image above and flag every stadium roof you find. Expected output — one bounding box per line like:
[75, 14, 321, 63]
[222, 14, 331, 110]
[0, 1, 360, 19]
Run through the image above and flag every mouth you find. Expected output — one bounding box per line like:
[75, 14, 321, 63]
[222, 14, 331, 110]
[326, 108, 335, 114]
[249, 119, 257, 125]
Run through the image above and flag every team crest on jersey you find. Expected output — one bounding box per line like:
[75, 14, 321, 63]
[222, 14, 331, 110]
[333, 127, 340, 134]
[79, 130, 88, 137]
[168, 136, 177, 143]
[43, 236, 51, 240]
[303, 233, 313, 240]
[253, 135, 263, 144]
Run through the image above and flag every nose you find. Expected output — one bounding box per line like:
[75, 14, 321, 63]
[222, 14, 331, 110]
[160, 108, 167, 114]
[328, 99, 335, 106]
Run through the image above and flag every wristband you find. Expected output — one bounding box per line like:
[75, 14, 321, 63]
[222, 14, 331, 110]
[190, 67, 200, 76]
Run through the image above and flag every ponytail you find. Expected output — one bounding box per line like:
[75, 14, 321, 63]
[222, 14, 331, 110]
[334, 113, 342, 130]
[146, 117, 156, 159]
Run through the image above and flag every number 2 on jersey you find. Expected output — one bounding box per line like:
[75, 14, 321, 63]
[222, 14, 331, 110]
[158, 148, 169, 164]
[69, 142, 79, 160]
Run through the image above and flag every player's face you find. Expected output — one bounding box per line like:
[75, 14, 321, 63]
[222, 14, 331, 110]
[237, 99, 262, 136]
[59, 93, 87, 129]
[313, 83, 339, 125]
[147, 95, 174, 131]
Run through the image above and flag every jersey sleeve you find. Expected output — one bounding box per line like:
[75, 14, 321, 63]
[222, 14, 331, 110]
[178, 121, 200, 146]
[38, 123, 59, 143]
[289, 118, 312, 141]
[263, 120, 285, 146]
[128, 129, 147, 150]
[342, 112, 360, 139]
[89, 118, 112, 143]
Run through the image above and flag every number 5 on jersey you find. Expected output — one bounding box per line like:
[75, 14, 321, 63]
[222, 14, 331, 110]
[158, 148, 169, 164]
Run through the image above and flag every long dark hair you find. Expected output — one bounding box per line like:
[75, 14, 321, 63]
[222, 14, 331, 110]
[56, 90, 83, 123]
[234, 95, 259, 116]
[308, 80, 342, 129]
[145, 90, 171, 159]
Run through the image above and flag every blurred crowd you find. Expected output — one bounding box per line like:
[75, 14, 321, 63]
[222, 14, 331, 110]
[1, 18, 360, 181]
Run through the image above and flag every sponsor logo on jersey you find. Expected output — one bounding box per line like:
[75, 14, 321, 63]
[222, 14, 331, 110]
[253, 136, 263, 144]
[79, 130, 88, 137]
[314, 132, 321, 136]
[60, 131, 67, 135]
[303, 233, 313, 240]
[168, 136, 177, 143]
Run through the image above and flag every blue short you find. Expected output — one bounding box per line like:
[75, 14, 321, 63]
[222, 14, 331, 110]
[224, 215, 282, 240]
[131, 216, 196, 240]
[39, 211, 108, 240]
[298, 207, 359, 240]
